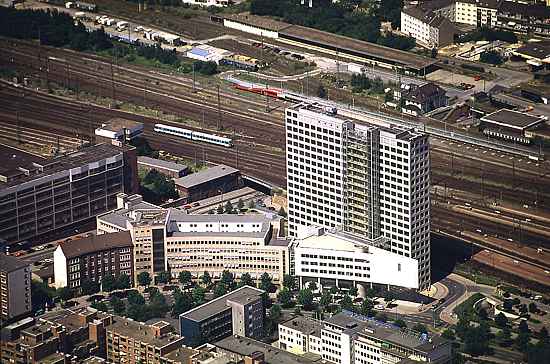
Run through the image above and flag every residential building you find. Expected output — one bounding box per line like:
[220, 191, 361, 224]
[174, 164, 241, 202]
[94, 118, 144, 143]
[53, 231, 134, 291]
[278, 312, 452, 364]
[401, 7, 458, 48]
[0, 253, 31, 322]
[476, 0, 500, 28]
[0, 143, 138, 244]
[137, 156, 189, 178]
[278, 316, 323, 355]
[179, 286, 265, 347]
[285, 103, 431, 290]
[97, 193, 290, 286]
[292, 227, 420, 292]
[398, 83, 449, 116]
[497, 0, 550, 37]
[106, 317, 185, 364]
[0, 307, 113, 364]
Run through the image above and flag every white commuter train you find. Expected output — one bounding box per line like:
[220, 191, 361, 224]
[154, 124, 233, 148]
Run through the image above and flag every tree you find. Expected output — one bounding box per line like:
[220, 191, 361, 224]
[394, 319, 407, 328]
[442, 328, 455, 340]
[308, 281, 318, 292]
[224, 201, 234, 214]
[298, 289, 314, 310]
[140, 169, 178, 204]
[341, 295, 353, 311]
[201, 271, 212, 286]
[221, 270, 235, 289]
[464, 326, 490, 356]
[81, 278, 100, 296]
[320, 291, 332, 307]
[515, 331, 530, 351]
[538, 326, 549, 342]
[31, 280, 56, 311]
[178, 271, 193, 286]
[360, 299, 374, 317]
[317, 85, 327, 99]
[497, 326, 512, 347]
[137, 272, 151, 287]
[480, 50, 503, 65]
[213, 283, 228, 298]
[349, 287, 358, 297]
[269, 304, 282, 322]
[282, 274, 296, 290]
[278, 206, 287, 217]
[248, 199, 255, 209]
[259, 272, 274, 293]
[278, 288, 293, 308]
[455, 317, 470, 340]
[57, 287, 74, 301]
[172, 289, 193, 317]
[116, 273, 131, 290]
[519, 319, 530, 334]
[216, 204, 224, 214]
[495, 312, 508, 328]
[477, 307, 489, 321]
[101, 275, 116, 292]
[412, 323, 428, 334]
[192, 286, 206, 304]
[110, 296, 126, 315]
[92, 301, 109, 312]
[237, 198, 244, 211]
[239, 272, 254, 287]
[503, 299, 513, 311]
[529, 302, 538, 314]
[156, 271, 171, 284]
[128, 290, 146, 306]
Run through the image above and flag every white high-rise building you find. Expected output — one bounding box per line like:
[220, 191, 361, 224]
[286, 103, 431, 290]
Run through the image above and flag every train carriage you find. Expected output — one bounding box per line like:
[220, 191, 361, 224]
[154, 123, 233, 148]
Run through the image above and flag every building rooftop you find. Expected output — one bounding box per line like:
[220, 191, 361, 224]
[279, 25, 437, 71]
[0, 144, 47, 181]
[0, 252, 29, 273]
[481, 109, 547, 130]
[513, 41, 550, 62]
[180, 286, 264, 322]
[499, 0, 550, 20]
[327, 311, 449, 354]
[174, 164, 239, 189]
[138, 156, 189, 173]
[0, 143, 130, 191]
[402, 83, 446, 103]
[107, 316, 183, 348]
[294, 227, 386, 251]
[58, 231, 132, 259]
[162, 346, 198, 362]
[213, 335, 320, 364]
[281, 316, 322, 337]
[224, 12, 293, 31]
[99, 118, 143, 132]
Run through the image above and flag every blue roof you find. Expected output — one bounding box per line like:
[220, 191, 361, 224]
[190, 48, 210, 57]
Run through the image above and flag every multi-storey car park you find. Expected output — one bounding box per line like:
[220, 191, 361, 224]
[286, 103, 431, 291]
[0, 143, 138, 244]
[95, 193, 290, 286]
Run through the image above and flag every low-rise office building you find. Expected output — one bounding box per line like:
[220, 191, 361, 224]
[179, 286, 265, 347]
[174, 164, 240, 202]
[106, 318, 186, 364]
[53, 231, 134, 291]
[0, 253, 31, 322]
[96, 193, 290, 286]
[292, 227, 420, 294]
[278, 316, 323, 356]
[278, 311, 452, 364]
[137, 156, 189, 178]
[0, 143, 138, 244]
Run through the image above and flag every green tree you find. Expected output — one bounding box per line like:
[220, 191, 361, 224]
[464, 326, 490, 356]
[394, 319, 407, 328]
[216, 204, 224, 214]
[31, 280, 56, 311]
[320, 290, 332, 307]
[137, 272, 151, 287]
[224, 200, 234, 214]
[278, 288, 293, 308]
[81, 278, 100, 296]
[442, 328, 455, 340]
[192, 286, 206, 304]
[213, 283, 228, 298]
[201, 271, 212, 286]
[237, 198, 244, 211]
[57, 287, 74, 301]
[477, 307, 489, 321]
[128, 290, 146, 306]
[495, 312, 508, 328]
[308, 281, 318, 292]
[91, 301, 109, 312]
[529, 302, 538, 314]
[360, 299, 374, 316]
[341, 295, 353, 311]
[349, 287, 358, 297]
[480, 50, 503, 65]
[101, 275, 116, 292]
[178, 271, 193, 286]
[497, 326, 512, 347]
[221, 270, 235, 289]
[282, 274, 296, 290]
[519, 320, 530, 333]
[239, 272, 254, 287]
[116, 273, 131, 290]
[156, 271, 171, 284]
[259, 272, 274, 293]
[172, 289, 193, 317]
[298, 289, 314, 310]
[515, 331, 530, 351]
[110, 296, 126, 315]
[270, 304, 282, 322]
[412, 323, 428, 334]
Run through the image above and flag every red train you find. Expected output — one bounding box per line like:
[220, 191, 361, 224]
[234, 84, 281, 98]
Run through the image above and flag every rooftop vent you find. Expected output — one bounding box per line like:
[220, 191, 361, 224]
[346, 323, 357, 329]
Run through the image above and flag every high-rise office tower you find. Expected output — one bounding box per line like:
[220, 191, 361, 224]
[286, 103, 431, 290]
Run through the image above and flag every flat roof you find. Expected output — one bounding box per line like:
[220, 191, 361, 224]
[107, 316, 182, 348]
[162, 346, 198, 362]
[513, 41, 550, 62]
[224, 12, 292, 32]
[98, 200, 161, 229]
[138, 156, 188, 173]
[174, 164, 239, 189]
[101, 118, 143, 131]
[279, 25, 437, 70]
[0, 144, 47, 177]
[58, 231, 132, 259]
[280, 316, 322, 337]
[213, 335, 320, 364]
[0, 252, 29, 273]
[481, 109, 546, 130]
[180, 285, 264, 322]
